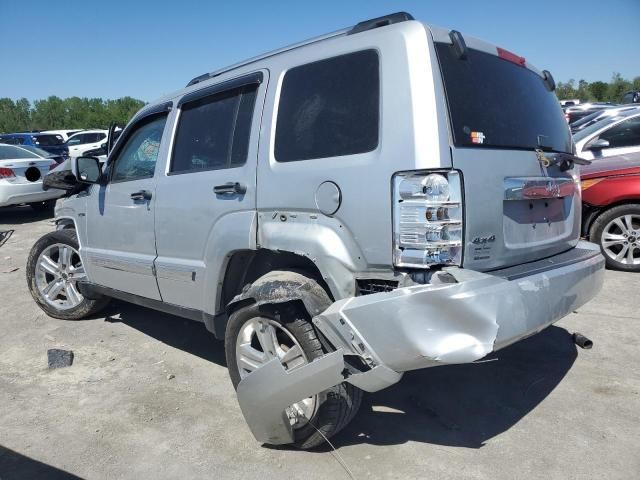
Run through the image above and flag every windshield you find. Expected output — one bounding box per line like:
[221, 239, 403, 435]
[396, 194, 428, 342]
[573, 117, 621, 142]
[0, 144, 41, 160]
[435, 43, 572, 153]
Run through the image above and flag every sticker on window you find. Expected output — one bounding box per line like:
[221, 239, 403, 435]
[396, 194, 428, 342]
[470, 131, 485, 144]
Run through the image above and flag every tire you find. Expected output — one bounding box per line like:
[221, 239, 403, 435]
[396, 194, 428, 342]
[590, 203, 640, 272]
[225, 279, 362, 450]
[29, 200, 55, 213]
[26, 229, 110, 319]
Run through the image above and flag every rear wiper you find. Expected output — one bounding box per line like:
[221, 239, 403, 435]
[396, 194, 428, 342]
[535, 148, 591, 172]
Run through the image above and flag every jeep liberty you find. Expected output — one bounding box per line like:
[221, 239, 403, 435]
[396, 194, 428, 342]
[27, 12, 605, 449]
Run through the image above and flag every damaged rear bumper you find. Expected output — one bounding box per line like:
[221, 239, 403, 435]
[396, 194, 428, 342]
[237, 241, 605, 444]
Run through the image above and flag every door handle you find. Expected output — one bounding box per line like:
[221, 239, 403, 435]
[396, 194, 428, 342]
[213, 182, 247, 195]
[130, 190, 152, 201]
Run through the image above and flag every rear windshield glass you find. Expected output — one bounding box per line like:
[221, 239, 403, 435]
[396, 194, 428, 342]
[34, 134, 64, 145]
[0, 145, 40, 160]
[435, 43, 572, 154]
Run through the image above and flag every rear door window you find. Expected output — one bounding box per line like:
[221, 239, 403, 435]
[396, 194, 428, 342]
[275, 50, 380, 162]
[170, 85, 258, 174]
[435, 43, 572, 153]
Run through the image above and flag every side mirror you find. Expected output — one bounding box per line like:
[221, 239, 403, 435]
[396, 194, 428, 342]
[586, 138, 610, 151]
[75, 156, 103, 184]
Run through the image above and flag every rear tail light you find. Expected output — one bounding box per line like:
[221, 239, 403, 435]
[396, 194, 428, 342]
[393, 170, 463, 268]
[0, 167, 15, 178]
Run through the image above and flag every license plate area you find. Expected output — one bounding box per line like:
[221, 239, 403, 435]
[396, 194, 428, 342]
[503, 197, 571, 248]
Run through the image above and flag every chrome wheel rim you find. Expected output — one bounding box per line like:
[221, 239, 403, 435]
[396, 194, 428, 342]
[602, 214, 640, 265]
[236, 318, 318, 428]
[35, 243, 86, 310]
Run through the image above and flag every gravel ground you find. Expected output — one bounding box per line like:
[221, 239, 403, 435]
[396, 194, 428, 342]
[0, 205, 639, 480]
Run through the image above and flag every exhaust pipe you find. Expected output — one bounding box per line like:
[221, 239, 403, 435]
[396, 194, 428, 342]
[572, 332, 593, 349]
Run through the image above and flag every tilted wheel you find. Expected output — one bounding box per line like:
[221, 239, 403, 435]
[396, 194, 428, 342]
[26, 229, 109, 319]
[225, 274, 362, 449]
[590, 204, 640, 272]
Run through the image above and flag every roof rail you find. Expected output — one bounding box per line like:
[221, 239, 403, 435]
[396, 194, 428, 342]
[185, 28, 349, 87]
[348, 12, 414, 35]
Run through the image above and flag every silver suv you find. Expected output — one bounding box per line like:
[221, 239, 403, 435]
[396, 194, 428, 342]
[27, 13, 605, 449]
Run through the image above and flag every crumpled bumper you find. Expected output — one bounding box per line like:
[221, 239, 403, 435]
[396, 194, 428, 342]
[237, 241, 605, 444]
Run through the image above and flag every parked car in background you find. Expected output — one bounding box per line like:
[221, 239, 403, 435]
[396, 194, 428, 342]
[622, 91, 640, 104]
[65, 130, 108, 158]
[0, 132, 68, 158]
[18, 145, 66, 165]
[571, 105, 640, 133]
[42, 129, 82, 141]
[564, 103, 618, 125]
[560, 99, 580, 107]
[0, 143, 63, 211]
[574, 109, 640, 160]
[581, 151, 640, 272]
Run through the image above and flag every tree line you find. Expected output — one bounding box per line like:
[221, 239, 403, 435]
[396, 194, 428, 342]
[555, 73, 640, 103]
[0, 96, 146, 133]
[1, 73, 638, 133]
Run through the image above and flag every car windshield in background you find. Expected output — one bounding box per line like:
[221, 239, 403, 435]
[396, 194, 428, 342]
[0, 144, 41, 160]
[35, 134, 64, 146]
[573, 117, 621, 142]
[435, 43, 572, 154]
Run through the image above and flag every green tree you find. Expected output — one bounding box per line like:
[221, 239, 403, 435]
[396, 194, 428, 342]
[556, 79, 577, 100]
[589, 81, 609, 101]
[607, 72, 632, 103]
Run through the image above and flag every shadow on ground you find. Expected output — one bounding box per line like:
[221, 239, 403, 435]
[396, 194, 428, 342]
[0, 205, 54, 225]
[104, 301, 226, 367]
[101, 300, 576, 450]
[0, 446, 82, 479]
[333, 325, 577, 449]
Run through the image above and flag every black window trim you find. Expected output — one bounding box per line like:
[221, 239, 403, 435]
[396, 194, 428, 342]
[167, 71, 262, 176]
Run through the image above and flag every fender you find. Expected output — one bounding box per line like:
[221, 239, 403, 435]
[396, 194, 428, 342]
[226, 270, 332, 318]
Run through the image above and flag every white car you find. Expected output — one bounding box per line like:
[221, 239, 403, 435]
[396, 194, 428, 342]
[41, 130, 83, 142]
[0, 144, 63, 210]
[65, 130, 108, 159]
[574, 110, 640, 161]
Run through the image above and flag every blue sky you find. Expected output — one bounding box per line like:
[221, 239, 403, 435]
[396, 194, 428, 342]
[1, 0, 638, 102]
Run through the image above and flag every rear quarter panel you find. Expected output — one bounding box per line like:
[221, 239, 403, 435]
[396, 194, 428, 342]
[582, 173, 640, 207]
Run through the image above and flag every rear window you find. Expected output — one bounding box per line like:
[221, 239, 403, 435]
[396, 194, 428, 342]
[0, 145, 40, 160]
[435, 43, 572, 154]
[34, 134, 64, 146]
[275, 49, 379, 162]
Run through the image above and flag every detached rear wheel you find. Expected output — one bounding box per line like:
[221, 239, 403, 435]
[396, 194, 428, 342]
[225, 277, 362, 450]
[590, 204, 640, 272]
[26, 229, 109, 319]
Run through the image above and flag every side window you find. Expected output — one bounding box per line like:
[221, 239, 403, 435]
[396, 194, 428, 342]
[170, 85, 258, 174]
[67, 135, 82, 146]
[111, 115, 168, 182]
[275, 49, 380, 162]
[599, 117, 640, 148]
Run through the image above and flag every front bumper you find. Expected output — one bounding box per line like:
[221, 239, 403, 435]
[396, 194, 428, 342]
[237, 241, 605, 444]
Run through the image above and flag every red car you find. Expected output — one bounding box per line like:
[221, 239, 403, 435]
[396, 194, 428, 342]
[581, 151, 640, 271]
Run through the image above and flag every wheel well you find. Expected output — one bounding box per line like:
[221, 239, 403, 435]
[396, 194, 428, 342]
[585, 201, 640, 238]
[55, 219, 76, 230]
[219, 249, 332, 314]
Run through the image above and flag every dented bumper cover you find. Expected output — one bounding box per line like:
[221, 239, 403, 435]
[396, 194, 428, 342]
[237, 242, 605, 444]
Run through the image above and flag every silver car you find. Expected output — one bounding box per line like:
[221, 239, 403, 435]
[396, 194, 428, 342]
[0, 144, 63, 211]
[26, 12, 604, 449]
[574, 109, 640, 161]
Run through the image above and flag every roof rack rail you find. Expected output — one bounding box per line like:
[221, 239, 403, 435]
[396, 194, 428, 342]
[348, 12, 414, 35]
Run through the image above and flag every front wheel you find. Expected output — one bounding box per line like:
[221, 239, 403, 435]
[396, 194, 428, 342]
[590, 203, 640, 272]
[26, 229, 110, 319]
[225, 285, 361, 449]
